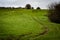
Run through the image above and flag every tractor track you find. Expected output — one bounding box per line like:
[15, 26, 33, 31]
[13, 16, 49, 40]
[30, 16, 49, 40]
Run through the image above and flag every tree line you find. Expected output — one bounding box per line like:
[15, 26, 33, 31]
[0, 4, 41, 9]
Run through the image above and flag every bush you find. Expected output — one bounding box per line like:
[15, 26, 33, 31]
[48, 2, 60, 23]
[25, 4, 31, 9]
[36, 7, 40, 9]
[32, 7, 34, 9]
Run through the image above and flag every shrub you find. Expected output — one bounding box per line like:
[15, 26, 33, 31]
[48, 2, 60, 23]
[32, 7, 34, 9]
[36, 7, 41, 9]
[25, 4, 31, 9]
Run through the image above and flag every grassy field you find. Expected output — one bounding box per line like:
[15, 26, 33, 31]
[0, 8, 60, 40]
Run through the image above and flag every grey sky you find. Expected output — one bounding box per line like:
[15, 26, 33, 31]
[0, 0, 60, 9]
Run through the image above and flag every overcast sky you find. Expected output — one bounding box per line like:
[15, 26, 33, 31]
[0, 0, 60, 9]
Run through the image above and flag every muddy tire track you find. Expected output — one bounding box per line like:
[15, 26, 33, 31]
[30, 17, 49, 40]
[8, 16, 49, 40]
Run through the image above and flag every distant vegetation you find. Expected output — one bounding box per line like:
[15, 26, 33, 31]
[32, 7, 34, 9]
[0, 4, 41, 10]
[25, 4, 32, 9]
[36, 7, 41, 9]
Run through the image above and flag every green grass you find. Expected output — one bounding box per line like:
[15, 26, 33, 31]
[0, 8, 60, 40]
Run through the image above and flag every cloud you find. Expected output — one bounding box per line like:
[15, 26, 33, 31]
[0, 0, 60, 9]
